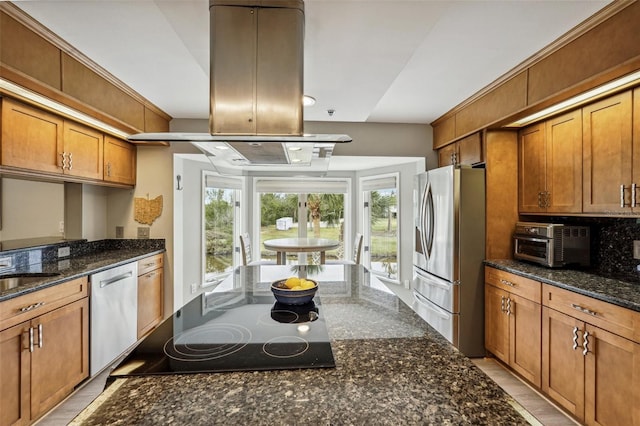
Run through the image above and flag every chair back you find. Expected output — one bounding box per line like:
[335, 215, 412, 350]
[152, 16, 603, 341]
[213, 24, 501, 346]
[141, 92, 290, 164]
[352, 233, 364, 264]
[239, 233, 252, 265]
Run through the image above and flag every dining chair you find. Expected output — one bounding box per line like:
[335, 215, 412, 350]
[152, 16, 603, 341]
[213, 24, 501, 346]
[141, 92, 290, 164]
[327, 233, 363, 265]
[239, 233, 276, 266]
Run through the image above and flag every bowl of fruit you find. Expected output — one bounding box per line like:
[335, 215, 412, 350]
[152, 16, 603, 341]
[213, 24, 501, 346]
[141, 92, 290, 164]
[271, 276, 318, 305]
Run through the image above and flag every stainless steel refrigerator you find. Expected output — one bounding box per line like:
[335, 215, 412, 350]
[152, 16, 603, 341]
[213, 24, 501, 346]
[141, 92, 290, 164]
[412, 165, 485, 357]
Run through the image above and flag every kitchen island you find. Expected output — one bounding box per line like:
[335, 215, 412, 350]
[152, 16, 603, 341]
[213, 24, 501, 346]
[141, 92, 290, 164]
[71, 264, 529, 425]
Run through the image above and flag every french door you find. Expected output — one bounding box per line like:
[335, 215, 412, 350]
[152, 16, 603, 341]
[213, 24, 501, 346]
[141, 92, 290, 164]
[361, 174, 399, 280]
[255, 178, 349, 264]
[202, 172, 242, 285]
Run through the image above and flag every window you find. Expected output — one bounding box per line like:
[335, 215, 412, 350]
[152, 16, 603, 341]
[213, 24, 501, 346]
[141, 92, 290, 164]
[203, 173, 242, 285]
[361, 174, 399, 280]
[255, 178, 350, 264]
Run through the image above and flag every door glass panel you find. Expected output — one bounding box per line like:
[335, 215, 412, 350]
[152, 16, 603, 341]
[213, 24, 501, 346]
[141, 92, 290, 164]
[204, 185, 239, 284]
[367, 187, 398, 279]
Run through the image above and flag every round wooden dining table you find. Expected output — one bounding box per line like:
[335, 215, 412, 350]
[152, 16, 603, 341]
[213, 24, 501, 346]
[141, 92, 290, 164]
[263, 237, 341, 265]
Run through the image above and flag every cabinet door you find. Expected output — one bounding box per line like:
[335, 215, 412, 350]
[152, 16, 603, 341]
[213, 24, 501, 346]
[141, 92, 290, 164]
[545, 109, 582, 213]
[438, 143, 457, 167]
[542, 307, 585, 421]
[0, 321, 31, 426]
[63, 121, 104, 180]
[518, 122, 546, 213]
[1, 98, 63, 174]
[457, 132, 483, 165]
[30, 298, 89, 421]
[104, 135, 136, 185]
[509, 293, 541, 387]
[583, 91, 633, 213]
[137, 267, 163, 338]
[584, 324, 640, 426]
[485, 284, 509, 363]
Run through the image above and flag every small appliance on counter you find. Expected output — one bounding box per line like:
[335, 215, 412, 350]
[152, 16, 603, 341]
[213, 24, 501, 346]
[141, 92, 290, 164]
[513, 222, 590, 268]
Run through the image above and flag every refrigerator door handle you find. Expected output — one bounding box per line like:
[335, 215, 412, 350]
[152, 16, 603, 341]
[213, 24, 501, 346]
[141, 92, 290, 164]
[412, 290, 450, 319]
[420, 181, 434, 259]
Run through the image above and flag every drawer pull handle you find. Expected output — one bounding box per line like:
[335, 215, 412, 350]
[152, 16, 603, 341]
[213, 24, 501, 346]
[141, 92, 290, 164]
[571, 303, 597, 316]
[583, 331, 590, 356]
[19, 301, 45, 313]
[143, 262, 157, 267]
[500, 279, 515, 287]
[572, 326, 579, 350]
[145, 272, 157, 279]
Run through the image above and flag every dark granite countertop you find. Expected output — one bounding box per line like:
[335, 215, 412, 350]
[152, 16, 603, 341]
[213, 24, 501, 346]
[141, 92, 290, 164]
[0, 239, 165, 302]
[485, 259, 640, 312]
[70, 265, 529, 425]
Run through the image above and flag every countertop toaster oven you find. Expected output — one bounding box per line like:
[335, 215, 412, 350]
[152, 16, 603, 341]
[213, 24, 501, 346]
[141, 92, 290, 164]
[513, 222, 590, 268]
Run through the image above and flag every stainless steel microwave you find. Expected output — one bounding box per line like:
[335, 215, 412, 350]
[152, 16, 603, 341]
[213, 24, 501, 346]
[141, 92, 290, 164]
[513, 222, 590, 268]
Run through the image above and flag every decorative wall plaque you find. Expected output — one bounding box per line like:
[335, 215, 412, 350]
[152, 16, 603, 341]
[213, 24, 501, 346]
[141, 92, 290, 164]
[134, 195, 163, 225]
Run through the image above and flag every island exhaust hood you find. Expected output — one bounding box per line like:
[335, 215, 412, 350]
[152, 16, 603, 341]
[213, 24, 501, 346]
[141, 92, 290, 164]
[128, 0, 351, 169]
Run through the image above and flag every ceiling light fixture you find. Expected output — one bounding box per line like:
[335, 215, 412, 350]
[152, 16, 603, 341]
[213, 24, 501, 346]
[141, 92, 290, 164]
[303, 95, 316, 107]
[506, 70, 640, 127]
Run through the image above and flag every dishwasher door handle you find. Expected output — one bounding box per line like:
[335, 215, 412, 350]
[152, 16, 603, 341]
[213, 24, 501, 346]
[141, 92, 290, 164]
[100, 271, 134, 288]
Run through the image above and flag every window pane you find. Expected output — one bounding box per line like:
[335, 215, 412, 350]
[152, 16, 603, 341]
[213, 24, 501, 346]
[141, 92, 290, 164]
[204, 187, 235, 280]
[258, 191, 346, 264]
[369, 188, 398, 279]
[306, 193, 345, 261]
[259, 193, 299, 262]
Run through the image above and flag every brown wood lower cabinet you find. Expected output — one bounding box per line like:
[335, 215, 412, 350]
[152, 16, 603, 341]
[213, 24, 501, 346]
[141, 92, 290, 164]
[484, 267, 542, 387]
[137, 254, 164, 338]
[542, 284, 640, 426]
[0, 296, 89, 426]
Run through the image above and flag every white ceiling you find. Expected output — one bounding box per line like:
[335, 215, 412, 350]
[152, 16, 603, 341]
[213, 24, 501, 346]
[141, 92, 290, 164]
[12, 0, 612, 126]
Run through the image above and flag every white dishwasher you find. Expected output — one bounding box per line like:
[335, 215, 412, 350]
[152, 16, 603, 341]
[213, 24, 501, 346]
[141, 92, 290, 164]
[90, 261, 138, 376]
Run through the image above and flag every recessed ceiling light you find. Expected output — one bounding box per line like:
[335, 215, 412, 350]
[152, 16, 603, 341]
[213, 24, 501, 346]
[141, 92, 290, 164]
[288, 146, 302, 151]
[303, 95, 316, 107]
[214, 145, 229, 150]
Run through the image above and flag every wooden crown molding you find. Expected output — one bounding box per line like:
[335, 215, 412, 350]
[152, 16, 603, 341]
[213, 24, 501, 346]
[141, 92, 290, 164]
[1, 1, 172, 121]
[431, 0, 636, 126]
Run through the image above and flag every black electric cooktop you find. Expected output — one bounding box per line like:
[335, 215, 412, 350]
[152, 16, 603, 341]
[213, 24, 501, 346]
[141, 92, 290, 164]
[110, 267, 335, 377]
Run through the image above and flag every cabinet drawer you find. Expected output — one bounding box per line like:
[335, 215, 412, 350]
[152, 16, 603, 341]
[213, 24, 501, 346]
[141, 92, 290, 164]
[485, 266, 541, 302]
[542, 283, 640, 343]
[0, 276, 88, 331]
[138, 253, 163, 276]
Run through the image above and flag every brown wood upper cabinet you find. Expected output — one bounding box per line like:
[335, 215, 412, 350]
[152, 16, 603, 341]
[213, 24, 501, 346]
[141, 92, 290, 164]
[518, 109, 582, 214]
[1, 97, 103, 180]
[1, 97, 136, 187]
[583, 90, 635, 213]
[437, 132, 483, 167]
[104, 135, 136, 186]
